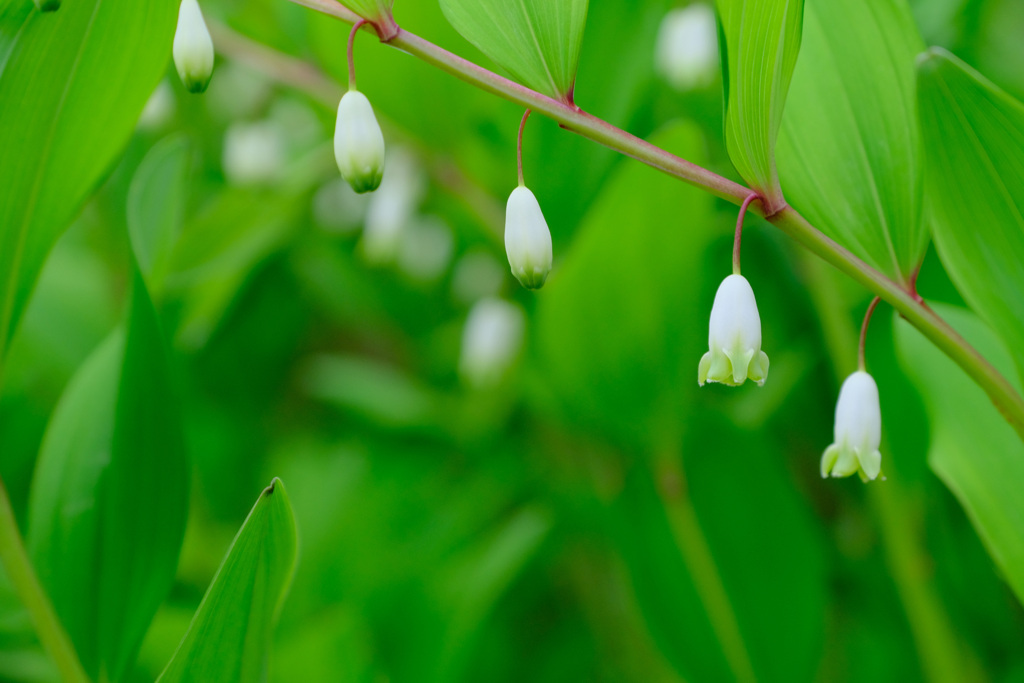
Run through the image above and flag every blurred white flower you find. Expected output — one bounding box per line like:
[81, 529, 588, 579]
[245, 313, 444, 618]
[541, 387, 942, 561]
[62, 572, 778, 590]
[699, 274, 769, 387]
[137, 81, 176, 132]
[821, 371, 883, 482]
[206, 62, 272, 121]
[398, 216, 454, 284]
[655, 4, 719, 92]
[504, 186, 553, 290]
[173, 0, 215, 94]
[362, 148, 424, 265]
[313, 178, 370, 234]
[459, 298, 525, 389]
[452, 250, 505, 305]
[222, 120, 285, 186]
[334, 90, 386, 194]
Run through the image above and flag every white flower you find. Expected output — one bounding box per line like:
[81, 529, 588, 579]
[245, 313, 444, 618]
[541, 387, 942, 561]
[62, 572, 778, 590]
[655, 4, 718, 92]
[173, 0, 215, 94]
[334, 90, 386, 194]
[698, 274, 769, 387]
[459, 298, 525, 388]
[137, 81, 176, 131]
[362, 148, 423, 264]
[504, 186, 553, 290]
[821, 371, 883, 482]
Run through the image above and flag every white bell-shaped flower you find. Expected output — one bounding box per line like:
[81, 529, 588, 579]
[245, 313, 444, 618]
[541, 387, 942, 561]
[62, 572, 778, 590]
[655, 4, 718, 91]
[459, 298, 525, 389]
[173, 0, 215, 94]
[821, 371, 883, 482]
[698, 274, 769, 387]
[334, 90, 386, 194]
[504, 186, 553, 290]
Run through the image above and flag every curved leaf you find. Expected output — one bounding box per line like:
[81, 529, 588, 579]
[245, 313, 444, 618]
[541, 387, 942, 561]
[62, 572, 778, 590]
[895, 305, 1024, 604]
[0, 0, 176, 363]
[27, 266, 189, 681]
[917, 48, 1024, 382]
[439, 0, 589, 102]
[716, 0, 805, 213]
[778, 0, 926, 283]
[157, 479, 299, 683]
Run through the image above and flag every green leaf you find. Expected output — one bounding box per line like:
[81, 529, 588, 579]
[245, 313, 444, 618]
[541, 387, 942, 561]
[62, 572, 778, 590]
[128, 135, 191, 297]
[895, 304, 1024, 604]
[439, 0, 589, 102]
[27, 266, 189, 681]
[0, 0, 177, 364]
[716, 0, 805, 212]
[337, 0, 393, 22]
[612, 431, 826, 682]
[917, 48, 1024, 382]
[536, 122, 715, 452]
[777, 0, 927, 283]
[157, 479, 299, 683]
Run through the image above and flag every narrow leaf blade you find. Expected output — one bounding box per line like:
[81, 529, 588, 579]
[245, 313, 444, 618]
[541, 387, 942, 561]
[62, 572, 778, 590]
[716, 0, 805, 212]
[157, 479, 299, 683]
[917, 48, 1024, 381]
[439, 0, 589, 102]
[778, 0, 927, 282]
[0, 0, 176, 362]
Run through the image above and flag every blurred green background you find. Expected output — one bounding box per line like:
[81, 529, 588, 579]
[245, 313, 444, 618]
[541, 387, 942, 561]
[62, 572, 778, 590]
[2, 0, 1024, 681]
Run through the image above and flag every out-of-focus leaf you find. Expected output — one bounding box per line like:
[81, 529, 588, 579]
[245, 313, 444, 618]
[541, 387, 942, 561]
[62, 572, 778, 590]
[716, 0, 804, 213]
[778, 0, 926, 282]
[439, 0, 589, 102]
[157, 478, 299, 683]
[128, 136, 191, 295]
[27, 267, 189, 681]
[0, 0, 176, 363]
[536, 122, 715, 452]
[613, 428, 825, 683]
[917, 49, 1024, 381]
[165, 189, 300, 349]
[895, 305, 1024, 604]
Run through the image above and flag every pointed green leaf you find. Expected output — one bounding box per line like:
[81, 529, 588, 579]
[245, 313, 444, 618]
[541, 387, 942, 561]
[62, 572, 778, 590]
[917, 49, 1024, 382]
[895, 305, 1024, 604]
[0, 0, 177, 364]
[157, 479, 298, 683]
[716, 0, 805, 212]
[778, 0, 927, 283]
[27, 266, 189, 681]
[439, 0, 589, 102]
[128, 135, 191, 297]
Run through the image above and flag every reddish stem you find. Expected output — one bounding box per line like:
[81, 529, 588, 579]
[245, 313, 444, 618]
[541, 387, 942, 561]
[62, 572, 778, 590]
[517, 109, 532, 187]
[733, 193, 760, 275]
[347, 19, 367, 90]
[859, 296, 882, 372]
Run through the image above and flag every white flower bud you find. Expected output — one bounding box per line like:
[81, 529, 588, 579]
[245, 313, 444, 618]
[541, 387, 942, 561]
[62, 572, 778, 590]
[698, 274, 770, 387]
[821, 371, 883, 482]
[137, 81, 176, 131]
[459, 298, 525, 389]
[504, 186, 553, 290]
[655, 4, 719, 92]
[222, 120, 285, 186]
[334, 90, 386, 194]
[173, 0, 215, 94]
[362, 149, 423, 264]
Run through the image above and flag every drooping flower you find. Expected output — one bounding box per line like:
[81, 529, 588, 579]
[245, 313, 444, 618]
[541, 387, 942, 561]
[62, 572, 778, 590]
[504, 186, 553, 290]
[334, 90, 386, 194]
[655, 4, 719, 91]
[821, 371, 883, 482]
[699, 274, 769, 387]
[173, 0, 215, 94]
